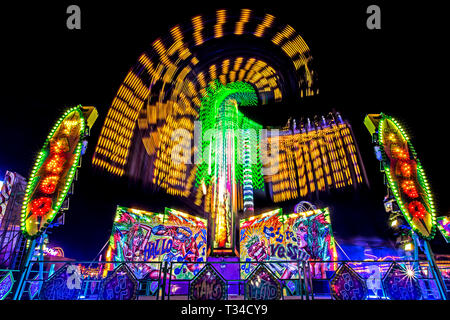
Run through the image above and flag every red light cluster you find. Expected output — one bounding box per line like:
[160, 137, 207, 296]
[387, 131, 428, 222]
[31, 137, 70, 217]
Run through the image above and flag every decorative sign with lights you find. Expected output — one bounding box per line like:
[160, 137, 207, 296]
[364, 113, 437, 240]
[0, 171, 18, 224]
[99, 264, 138, 300]
[436, 216, 450, 243]
[382, 263, 422, 300]
[39, 264, 82, 300]
[0, 271, 14, 300]
[189, 264, 227, 300]
[330, 263, 368, 300]
[21, 106, 97, 239]
[245, 264, 281, 300]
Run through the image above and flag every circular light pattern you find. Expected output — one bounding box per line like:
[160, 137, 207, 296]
[21, 106, 86, 239]
[401, 180, 419, 199]
[294, 201, 317, 213]
[39, 175, 60, 194]
[378, 113, 437, 240]
[30, 197, 52, 217]
[93, 8, 318, 186]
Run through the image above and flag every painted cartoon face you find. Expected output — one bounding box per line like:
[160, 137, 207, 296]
[296, 223, 308, 248]
[248, 240, 268, 261]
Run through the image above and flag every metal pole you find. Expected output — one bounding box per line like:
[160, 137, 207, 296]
[424, 240, 447, 300]
[13, 238, 36, 300]
[297, 260, 303, 300]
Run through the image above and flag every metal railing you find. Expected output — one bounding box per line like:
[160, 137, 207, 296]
[6, 259, 448, 300]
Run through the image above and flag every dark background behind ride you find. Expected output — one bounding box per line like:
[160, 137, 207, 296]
[1, 1, 448, 259]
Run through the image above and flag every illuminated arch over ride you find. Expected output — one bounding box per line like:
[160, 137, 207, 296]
[92, 8, 318, 191]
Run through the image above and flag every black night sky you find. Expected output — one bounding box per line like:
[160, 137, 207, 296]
[1, 1, 449, 260]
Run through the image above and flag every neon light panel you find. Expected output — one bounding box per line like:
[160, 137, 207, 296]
[21, 106, 86, 239]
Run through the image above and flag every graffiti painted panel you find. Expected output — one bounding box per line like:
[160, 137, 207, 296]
[189, 264, 227, 300]
[239, 208, 337, 279]
[39, 264, 82, 300]
[100, 264, 138, 300]
[245, 264, 281, 300]
[382, 263, 422, 300]
[330, 264, 368, 300]
[108, 206, 207, 280]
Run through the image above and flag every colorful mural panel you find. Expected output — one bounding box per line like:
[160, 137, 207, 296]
[108, 206, 208, 280]
[365, 113, 437, 240]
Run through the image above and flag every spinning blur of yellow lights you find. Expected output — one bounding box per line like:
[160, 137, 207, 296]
[93, 9, 318, 188]
[267, 118, 366, 203]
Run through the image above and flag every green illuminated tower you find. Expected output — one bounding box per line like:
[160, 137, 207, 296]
[196, 81, 263, 255]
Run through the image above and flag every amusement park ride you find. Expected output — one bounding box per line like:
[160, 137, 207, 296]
[0, 8, 449, 301]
